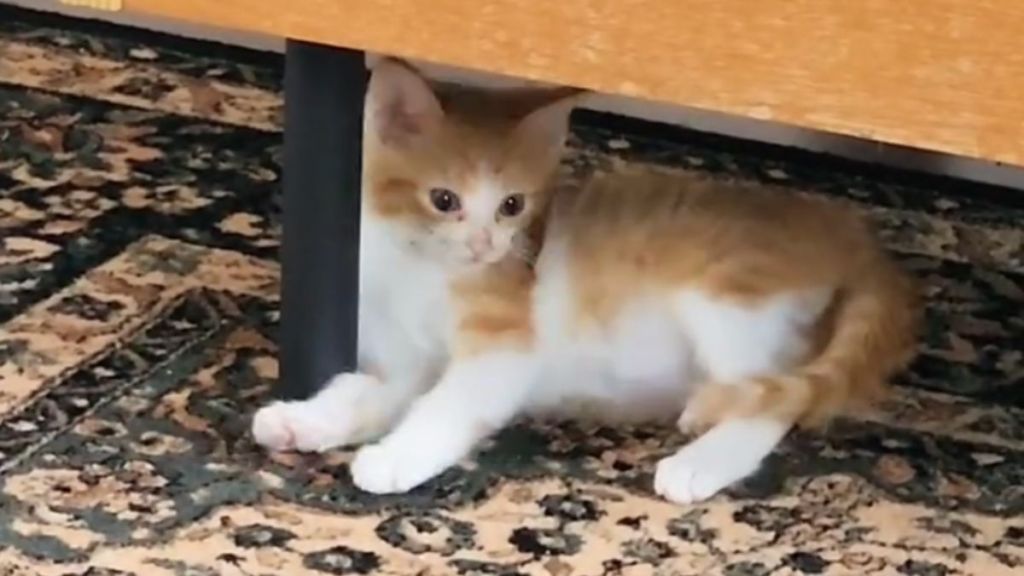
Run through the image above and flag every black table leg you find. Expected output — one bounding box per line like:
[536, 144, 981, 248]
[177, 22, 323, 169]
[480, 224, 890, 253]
[279, 40, 366, 400]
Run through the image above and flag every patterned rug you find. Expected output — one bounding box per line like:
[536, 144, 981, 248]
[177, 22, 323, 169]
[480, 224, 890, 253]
[1, 8, 1023, 576]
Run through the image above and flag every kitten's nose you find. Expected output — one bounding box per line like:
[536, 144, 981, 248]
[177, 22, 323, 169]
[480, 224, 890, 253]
[468, 230, 494, 257]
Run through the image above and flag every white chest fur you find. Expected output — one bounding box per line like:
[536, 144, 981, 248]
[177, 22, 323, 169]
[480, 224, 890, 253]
[358, 218, 453, 375]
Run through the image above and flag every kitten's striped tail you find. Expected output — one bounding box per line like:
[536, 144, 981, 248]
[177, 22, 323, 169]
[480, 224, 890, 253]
[683, 262, 920, 430]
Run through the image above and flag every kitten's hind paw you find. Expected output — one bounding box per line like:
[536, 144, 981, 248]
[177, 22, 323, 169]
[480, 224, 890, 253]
[655, 418, 786, 504]
[654, 451, 731, 504]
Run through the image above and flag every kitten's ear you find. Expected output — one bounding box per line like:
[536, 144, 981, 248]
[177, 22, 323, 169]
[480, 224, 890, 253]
[510, 89, 587, 171]
[366, 58, 444, 147]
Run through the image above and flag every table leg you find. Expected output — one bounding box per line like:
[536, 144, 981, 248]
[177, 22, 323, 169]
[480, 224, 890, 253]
[278, 40, 366, 400]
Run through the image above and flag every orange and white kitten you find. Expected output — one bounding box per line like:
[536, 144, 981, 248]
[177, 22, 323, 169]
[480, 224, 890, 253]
[252, 59, 921, 504]
[252, 58, 571, 488]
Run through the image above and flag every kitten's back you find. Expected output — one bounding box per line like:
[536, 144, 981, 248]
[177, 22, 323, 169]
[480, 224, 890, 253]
[558, 167, 885, 309]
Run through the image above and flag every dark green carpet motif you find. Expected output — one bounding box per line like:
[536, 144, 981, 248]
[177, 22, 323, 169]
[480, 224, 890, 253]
[0, 7, 1022, 575]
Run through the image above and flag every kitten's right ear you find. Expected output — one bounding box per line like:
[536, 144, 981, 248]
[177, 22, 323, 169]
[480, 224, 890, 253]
[365, 58, 444, 147]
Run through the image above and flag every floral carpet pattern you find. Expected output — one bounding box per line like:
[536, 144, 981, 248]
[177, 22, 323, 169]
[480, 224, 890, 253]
[1, 8, 1023, 576]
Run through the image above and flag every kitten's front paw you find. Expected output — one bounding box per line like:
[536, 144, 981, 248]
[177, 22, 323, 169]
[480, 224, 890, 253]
[251, 402, 297, 451]
[349, 440, 450, 494]
[251, 372, 384, 453]
[654, 446, 740, 504]
[251, 401, 338, 453]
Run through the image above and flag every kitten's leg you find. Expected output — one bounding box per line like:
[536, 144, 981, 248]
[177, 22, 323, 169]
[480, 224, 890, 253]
[252, 340, 434, 452]
[252, 371, 423, 452]
[350, 351, 536, 494]
[655, 417, 790, 504]
[655, 292, 818, 504]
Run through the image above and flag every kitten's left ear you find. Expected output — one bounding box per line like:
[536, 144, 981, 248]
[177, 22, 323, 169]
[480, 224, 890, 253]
[510, 89, 588, 171]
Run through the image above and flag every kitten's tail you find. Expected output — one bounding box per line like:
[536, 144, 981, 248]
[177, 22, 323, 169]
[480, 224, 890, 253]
[683, 260, 920, 430]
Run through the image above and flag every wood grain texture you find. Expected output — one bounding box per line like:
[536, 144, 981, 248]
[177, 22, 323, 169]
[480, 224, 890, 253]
[126, 0, 1024, 165]
[60, 0, 123, 10]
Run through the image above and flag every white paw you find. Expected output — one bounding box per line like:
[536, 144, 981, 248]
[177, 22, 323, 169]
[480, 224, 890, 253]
[251, 401, 337, 453]
[349, 440, 450, 494]
[251, 402, 297, 451]
[655, 418, 786, 504]
[251, 372, 386, 453]
[654, 451, 734, 504]
[654, 454, 728, 504]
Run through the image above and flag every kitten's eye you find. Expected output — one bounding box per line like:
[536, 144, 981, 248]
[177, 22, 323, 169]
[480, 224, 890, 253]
[429, 188, 461, 213]
[498, 194, 526, 217]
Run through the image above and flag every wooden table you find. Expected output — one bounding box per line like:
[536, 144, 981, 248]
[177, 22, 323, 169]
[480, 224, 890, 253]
[102, 0, 1024, 398]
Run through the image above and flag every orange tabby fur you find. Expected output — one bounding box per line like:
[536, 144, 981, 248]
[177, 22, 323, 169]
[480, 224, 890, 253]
[554, 165, 921, 428]
[450, 259, 535, 357]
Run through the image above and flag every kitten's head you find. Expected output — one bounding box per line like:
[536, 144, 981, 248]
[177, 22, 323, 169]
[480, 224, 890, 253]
[363, 58, 583, 270]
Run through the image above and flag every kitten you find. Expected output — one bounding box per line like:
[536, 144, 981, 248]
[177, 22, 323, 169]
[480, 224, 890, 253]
[252, 58, 576, 492]
[252, 59, 921, 503]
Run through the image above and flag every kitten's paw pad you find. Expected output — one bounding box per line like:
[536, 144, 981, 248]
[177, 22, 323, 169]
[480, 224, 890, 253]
[350, 442, 445, 494]
[250, 402, 339, 453]
[654, 451, 732, 504]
